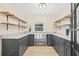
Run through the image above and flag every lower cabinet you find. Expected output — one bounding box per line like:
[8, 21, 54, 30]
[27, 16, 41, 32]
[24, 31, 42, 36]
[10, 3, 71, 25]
[52, 35, 64, 56]
[64, 40, 71, 56]
[29, 34, 34, 46]
[19, 35, 29, 56]
[47, 34, 53, 46]
[2, 34, 34, 56]
[74, 44, 79, 56]
[57, 37, 64, 56]
[19, 38, 24, 56]
[47, 34, 71, 56]
[2, 39, 19, 56]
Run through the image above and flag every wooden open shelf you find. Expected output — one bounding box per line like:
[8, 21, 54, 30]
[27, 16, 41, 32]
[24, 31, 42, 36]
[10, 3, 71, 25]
[0, 12, 27, 23]
[1, 22, 27, 27]
[0, 11, 28, 30]
[53, 15, 70, 29]
[54, 15, 70, 23]
[1, 22, 18, 26]
[56, 23, 71, 27]
[0, 12, 14, 16]
[20, 25, 27, 27]
[13, 15, 27, 23]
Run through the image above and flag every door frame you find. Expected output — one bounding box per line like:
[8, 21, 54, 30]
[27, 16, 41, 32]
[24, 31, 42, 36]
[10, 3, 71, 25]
[70, 3, 79, 56]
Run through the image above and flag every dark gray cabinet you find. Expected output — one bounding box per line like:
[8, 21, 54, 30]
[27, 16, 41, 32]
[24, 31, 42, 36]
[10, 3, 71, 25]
[19, 35, 29, 56]
[47, 34, 71, 56]
[74, 44, 79, 56]
[47, 34, 53, 46]
[2, 34, 34, 56]
[64, 40, 71, 56]
[19, 38, 24, 56]
[2, 39, 19, 56]
[57, 37, 64, 56]
[53, 36, 59, 53]
[29, 34, 34, 46]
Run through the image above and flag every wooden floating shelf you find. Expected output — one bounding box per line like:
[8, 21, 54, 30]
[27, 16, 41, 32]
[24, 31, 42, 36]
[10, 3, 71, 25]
[0, 12, 14, 16]
[0, 12, 27, 23]
[53, 15, 71, 29]
[1, 22, 18, 26]
[54, 15, 70, 23]
[1, 22, 27, 27]
[57, 24, 71, 27]
[20, 25, 27, 27]
[13, 15, 27, 23]
[0, 12, 28, 31]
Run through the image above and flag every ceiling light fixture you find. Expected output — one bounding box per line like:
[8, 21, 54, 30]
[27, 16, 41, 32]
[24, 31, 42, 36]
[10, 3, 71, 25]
[39, 3, 47, 8]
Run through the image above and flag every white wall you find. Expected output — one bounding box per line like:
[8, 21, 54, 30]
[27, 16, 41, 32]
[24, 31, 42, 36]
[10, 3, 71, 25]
[0, 35, 2, 56]
[0, 13, 7, 33]
[28, 16, 53, 32]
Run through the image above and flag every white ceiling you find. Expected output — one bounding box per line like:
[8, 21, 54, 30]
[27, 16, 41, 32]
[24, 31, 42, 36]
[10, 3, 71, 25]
[9, 3, 70, 16]
[0, 3, 70, 22]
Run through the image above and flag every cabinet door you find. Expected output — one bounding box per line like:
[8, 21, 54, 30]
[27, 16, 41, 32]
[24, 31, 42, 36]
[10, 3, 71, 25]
[67, 41, 71, 56]
[23, 35, 29, 53]
[64, 40, 71, 56]
[19, 39, 24, 56]
[23, 37, 27, 53]
[30, 34, 34, 46]
[2, 39, 19, 56]
[52, 35, 56, 47]
[47, 34, 53, 46]
[19, 36, 29, 56]
[74, 45, 79, 56]
[64, 45, 71, 56]
[58, 38, 64, 56]
[29, 34, 34, 46]
[52, 35, 65, 56]
[54, 36, 59, 52]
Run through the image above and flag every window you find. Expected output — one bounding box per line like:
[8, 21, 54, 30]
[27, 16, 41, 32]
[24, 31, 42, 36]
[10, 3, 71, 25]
[35, 24, 43, 31]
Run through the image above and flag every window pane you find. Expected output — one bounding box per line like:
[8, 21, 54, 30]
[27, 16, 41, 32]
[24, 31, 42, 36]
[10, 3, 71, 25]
[35, 24, 43, 31]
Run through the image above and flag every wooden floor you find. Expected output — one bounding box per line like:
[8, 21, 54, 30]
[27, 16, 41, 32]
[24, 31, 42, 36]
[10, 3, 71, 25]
[23, 46, 59, 56]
